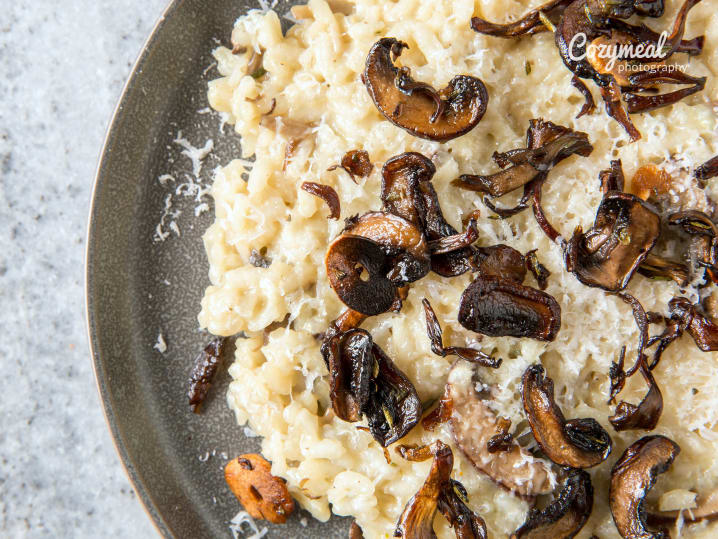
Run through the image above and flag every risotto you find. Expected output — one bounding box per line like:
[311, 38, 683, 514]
[198, 0, 718, 537]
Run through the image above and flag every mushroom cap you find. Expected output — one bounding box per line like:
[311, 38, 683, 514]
[609, 435, 681, 539]
[522, 364, 612, 468]
[363, 38, 489, 142]
[573, 192, 661, 292]
[458, 276, 561, 341]
[325, 234, 398, 316]
[447, 361, 557, 497]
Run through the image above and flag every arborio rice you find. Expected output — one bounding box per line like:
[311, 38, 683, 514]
[198, 0, 718, 537]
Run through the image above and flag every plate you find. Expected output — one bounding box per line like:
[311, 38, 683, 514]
[86, 0, 349, 536]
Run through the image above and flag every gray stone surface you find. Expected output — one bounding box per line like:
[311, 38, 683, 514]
[0, 1, 169, 537]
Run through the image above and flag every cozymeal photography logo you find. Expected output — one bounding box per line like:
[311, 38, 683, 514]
[568, 30, 688, 74]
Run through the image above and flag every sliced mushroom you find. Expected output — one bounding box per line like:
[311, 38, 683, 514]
[610, 362, 663, 432]
[474, 245, 527, 283]
[321, 327, 421, 446]
[225, 454, 295, 524]
[458, 276, 561, 341]
[448, 362, 557, 497]
[422, 298, 502, 368]
[525, 250, 551, 290]
[301, 182, 341, 219]
[522, 364, 612, 468]
[669, 297, 718, 352]
[350, 521, 365, 539]
[567, 191, 661, 291]
[364, 38, 489, 142]
[323, 329, 373, 422]
[512, 469, 594, 539]
[325, 234, 398, 316]
[668, 210, 718, 285]
[455, 119, 592, 198]
[381, 151, 480, 277]
[188, 336, 229, 413]
[329, 150, 373, 183]
[395, 440, 488, 539]
[610, 435, 681, 539]
[381, 152, 435, 228]
[695, 155, 718, 184]
[637, 253, 689, 288]
[364, 342, 422, 447]
[344, 211, 431, 284]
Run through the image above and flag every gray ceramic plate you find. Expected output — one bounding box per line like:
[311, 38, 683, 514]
[86, 0, 349, 537]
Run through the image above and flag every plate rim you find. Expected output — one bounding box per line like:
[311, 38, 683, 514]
[85, 1, 180, 536]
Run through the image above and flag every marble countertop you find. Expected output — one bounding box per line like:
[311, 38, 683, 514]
[0, 2, 170, 537]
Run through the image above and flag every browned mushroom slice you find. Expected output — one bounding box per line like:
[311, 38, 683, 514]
[455, 120, 592, 198]
[609, 363, 663, 432]
[301, 182, 340, 219]
[344, 211, 431, 285]
[669, 297, 718, 351]
[350, 521, 364, 539]
[668, 210, 718, 284]
[329, 150, 373, 183]
[474, 244, 527, 283]
[364, 38, 489, 142]
[395, 440, 488, 539]
[525, 249, 551, 290]
[522, 364, 612, 468]
[459, 276, 561, 341]
[422, 298, 502, 368]
[610, 435, 681, 539]
[364, 342, 422, 447]
[225, 454, 295, 524]
[637, 253, 689, 287]
[325, 234, 398, 316]
[511, 469, 593, 539]
[381, 152, 435, 227]
[695, 155, 718, 184]
[188, 336, 229, 413]
[448, 362, 557, 497]
[568, 191, 660, 291]
[470, 0, 573, 38]
[323, 329, 373, 422]
[487, 417, 514, 453]
[394, 440, 453, 538]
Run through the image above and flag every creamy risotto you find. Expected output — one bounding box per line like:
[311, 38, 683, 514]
[198, 0, 718, 537]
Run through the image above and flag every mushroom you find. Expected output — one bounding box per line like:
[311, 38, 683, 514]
[364, 341, 422, 447]
[668, 297, 718, 352]
[225, 454, 295, 524]
[522, 364, 612, 468]
[363, 38, 489, 142]
[511, 469, 594, 539]
[695, 155, 718, 184]
[525, 250, 551, 290]
[329, 150, 373, 183]
[323, 328, 373, 422]
[609, 435, 681, 539]
[455, 119, 592, 199]
[187, 336, 229, 413]
[321, 327, 421, 446]
[637, 253, 689, 288]
[301, 182, 341, 219]
[394, 440, 488, 539]
[325, 234, 399, 316]
[566, 190, 661, 292]
[474, 244, 527, 284]
[609, 362, 663, 432]
[422, 298, 502, 368]
[381, 152, 481, 277]
[343, 211, 431, 284]
[668, 210, 718, 285]
[325, 211, 431, 315]
[447, 362, 557, 497]
[458, 276, 562, 341]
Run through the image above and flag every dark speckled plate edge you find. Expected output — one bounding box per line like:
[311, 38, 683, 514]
[86, 1, 349, 537]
